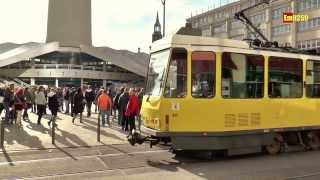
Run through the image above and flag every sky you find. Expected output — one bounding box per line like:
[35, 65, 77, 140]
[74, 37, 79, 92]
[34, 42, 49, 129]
[0, 0, 235, 53]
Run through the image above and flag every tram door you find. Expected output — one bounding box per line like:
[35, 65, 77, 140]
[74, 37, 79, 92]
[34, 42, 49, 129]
[162, 48, 188, 131]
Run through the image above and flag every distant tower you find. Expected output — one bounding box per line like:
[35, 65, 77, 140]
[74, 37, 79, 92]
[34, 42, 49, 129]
[152, 12, 163, 42]
[46, 0, 92, 47]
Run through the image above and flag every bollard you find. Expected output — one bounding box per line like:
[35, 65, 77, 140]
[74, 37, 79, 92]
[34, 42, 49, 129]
[97, 112, 101, 142]
[0, 120, 4, 148]
[51, 117, 56, 145]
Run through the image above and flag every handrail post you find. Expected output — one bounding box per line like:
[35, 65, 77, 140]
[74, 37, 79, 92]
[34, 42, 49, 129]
[97, 111, 101, 142]
[51, 117, 56, 145]
[0, 119, 5, 148]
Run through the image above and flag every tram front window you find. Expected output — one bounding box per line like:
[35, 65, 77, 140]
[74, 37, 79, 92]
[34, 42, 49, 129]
[146, 50, 170, 96]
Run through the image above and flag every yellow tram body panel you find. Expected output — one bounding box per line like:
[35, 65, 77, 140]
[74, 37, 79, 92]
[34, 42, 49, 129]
[141, 34, 320, 136]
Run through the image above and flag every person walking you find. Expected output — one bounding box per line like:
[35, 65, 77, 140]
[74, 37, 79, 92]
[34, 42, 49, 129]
[0, 85, 5, 117]
[125, 88, 140, 134]
[72, 87, 85, 124]
[113, 87, 124, 125]
[23, 87, 32, 121]
[97, 90, 112, 126]
[48, 88, 59, 127]
[3, 84, 14, 125]
[31, 87, 36, 113]
[85, 85, 95, 117]
[56, 87, 64, 112]
[35, 86, 47, 125]
[118, 88, 130, 131]
[14, 88, 26, 128]
[63, 87, 70, 114]
[137, 88, 144, 130]
[69, 87, 76, 117]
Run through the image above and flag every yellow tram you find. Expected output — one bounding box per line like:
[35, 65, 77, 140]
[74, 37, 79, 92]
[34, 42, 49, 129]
[138, 33, 320, 155]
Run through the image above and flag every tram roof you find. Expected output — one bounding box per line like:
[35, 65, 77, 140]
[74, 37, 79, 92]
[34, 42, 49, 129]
[151, 33, 320, 61]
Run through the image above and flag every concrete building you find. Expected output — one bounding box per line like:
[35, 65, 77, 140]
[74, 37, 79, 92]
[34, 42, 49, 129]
[188, 0, 320, 50]
[0, 0, 148, 88]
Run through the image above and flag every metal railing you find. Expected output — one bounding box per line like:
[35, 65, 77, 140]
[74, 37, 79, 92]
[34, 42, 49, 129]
[4, 64, 126, 73]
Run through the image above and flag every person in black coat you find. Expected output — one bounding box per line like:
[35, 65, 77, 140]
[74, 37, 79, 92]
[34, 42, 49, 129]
[85, 85, 95, 117]
[48, 88, 59, 127]
[118, 88, 130, 131]
[113, 87, 124, 125]
[72, 87, 85, 123]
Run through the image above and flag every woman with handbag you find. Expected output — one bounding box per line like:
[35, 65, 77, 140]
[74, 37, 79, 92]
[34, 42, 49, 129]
[72, 87, 85, 124]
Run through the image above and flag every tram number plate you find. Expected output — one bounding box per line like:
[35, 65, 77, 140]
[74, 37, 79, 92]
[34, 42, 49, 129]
[171, 102, 180, 111]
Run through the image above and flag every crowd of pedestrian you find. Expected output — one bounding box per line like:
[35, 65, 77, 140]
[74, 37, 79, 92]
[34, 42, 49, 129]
[0, 83, 144, 135]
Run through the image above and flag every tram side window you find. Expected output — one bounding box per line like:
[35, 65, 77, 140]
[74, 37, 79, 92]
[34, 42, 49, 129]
[191, 51, 215, 98]
[268, 57, 302, 98]
[306, 60, 320, 98]
[164, 48, 187, 98]
[222, 52, 264, 99]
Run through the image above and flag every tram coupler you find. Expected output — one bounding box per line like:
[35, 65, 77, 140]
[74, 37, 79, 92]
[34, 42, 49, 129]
[127, 129, 160, 148]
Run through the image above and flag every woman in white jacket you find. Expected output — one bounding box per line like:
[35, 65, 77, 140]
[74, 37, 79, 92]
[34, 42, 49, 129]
[35, 86, 47, 125]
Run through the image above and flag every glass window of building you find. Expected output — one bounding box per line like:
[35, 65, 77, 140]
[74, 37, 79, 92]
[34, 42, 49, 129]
[164, 48, 188, 98]
[202, 28, 212, 37]
[306, 60, 320, 98]
[272, 24, 291, 36]
[268, 57, 302, 98]
[222, 52, 264, 99]
[214, 23, 227, 34]
[191, 51, 215, 98]
[272, 5, 291, 20]
[298, 17, 320, 31]
[250, 13, 266, 24]
[298, 0, 320, 12]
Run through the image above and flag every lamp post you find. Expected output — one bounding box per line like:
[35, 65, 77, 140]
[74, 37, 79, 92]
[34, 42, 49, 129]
[161, 0, 166, 37]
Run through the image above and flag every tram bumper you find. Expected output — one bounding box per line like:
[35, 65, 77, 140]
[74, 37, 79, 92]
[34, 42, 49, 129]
[127, 126, 170, 148]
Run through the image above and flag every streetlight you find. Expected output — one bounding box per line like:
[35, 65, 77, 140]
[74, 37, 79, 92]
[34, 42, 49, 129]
[161, 0, 166, 37]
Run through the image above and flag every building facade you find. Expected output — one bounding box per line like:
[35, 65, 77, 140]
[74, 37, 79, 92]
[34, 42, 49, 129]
[188, 0, 320, 50]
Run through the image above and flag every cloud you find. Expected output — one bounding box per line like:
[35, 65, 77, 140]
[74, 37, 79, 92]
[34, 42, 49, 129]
[92, 0, 213, 52]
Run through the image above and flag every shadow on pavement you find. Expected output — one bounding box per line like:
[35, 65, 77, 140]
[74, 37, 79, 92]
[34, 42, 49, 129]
[54, 144, 78, 160]
[1, 147, 14, 166]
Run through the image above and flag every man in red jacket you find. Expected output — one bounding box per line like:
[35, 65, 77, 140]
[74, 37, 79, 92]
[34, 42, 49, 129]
[125, 88, 140, 134]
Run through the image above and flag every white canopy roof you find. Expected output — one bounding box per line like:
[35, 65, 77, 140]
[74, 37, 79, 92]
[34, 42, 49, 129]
[0, 42, 149, 77]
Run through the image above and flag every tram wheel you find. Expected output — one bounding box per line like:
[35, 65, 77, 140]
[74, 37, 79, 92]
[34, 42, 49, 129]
[307, 132, 320, 150]
[266, 134, 283, 155]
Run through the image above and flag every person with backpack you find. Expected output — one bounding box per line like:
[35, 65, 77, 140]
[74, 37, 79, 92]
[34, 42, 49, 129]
[97, 89, 112, 126]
